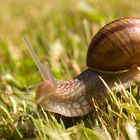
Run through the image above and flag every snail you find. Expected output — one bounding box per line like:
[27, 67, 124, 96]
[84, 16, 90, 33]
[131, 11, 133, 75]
[23, 18, 140, 117]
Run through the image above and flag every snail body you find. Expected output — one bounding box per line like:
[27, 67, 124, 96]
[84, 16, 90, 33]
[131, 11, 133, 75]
[23, 18, 140, 117]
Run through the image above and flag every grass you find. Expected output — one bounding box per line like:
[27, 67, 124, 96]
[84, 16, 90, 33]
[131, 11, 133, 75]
[0, 0, 140, 139]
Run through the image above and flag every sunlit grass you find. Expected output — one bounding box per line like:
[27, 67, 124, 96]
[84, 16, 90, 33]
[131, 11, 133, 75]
[0, 0, 140, 139]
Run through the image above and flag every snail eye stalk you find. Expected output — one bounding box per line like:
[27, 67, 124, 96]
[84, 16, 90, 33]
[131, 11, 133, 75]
[43, 61, 56, 85]
[22, 37, 56, 85]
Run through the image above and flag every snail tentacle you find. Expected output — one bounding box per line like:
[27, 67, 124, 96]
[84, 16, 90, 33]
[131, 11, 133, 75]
[22, 37, 56, 86]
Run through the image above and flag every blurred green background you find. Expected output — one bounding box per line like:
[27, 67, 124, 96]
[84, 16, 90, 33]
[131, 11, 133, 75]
[0, 0, 140, 139]
[1, 0, 140, 83]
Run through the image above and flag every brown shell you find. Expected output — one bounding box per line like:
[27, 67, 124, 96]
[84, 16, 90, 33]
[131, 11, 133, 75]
[87, 18, 140, 72]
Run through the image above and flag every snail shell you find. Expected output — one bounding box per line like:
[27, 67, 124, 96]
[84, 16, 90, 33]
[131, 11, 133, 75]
[87, 18, 140, 72]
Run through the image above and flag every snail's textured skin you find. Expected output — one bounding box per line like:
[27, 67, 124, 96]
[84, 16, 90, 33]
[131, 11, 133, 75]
[36, 18, 140, 117]
[87, 18, 140, 71]
[37, 68, 140, 117]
